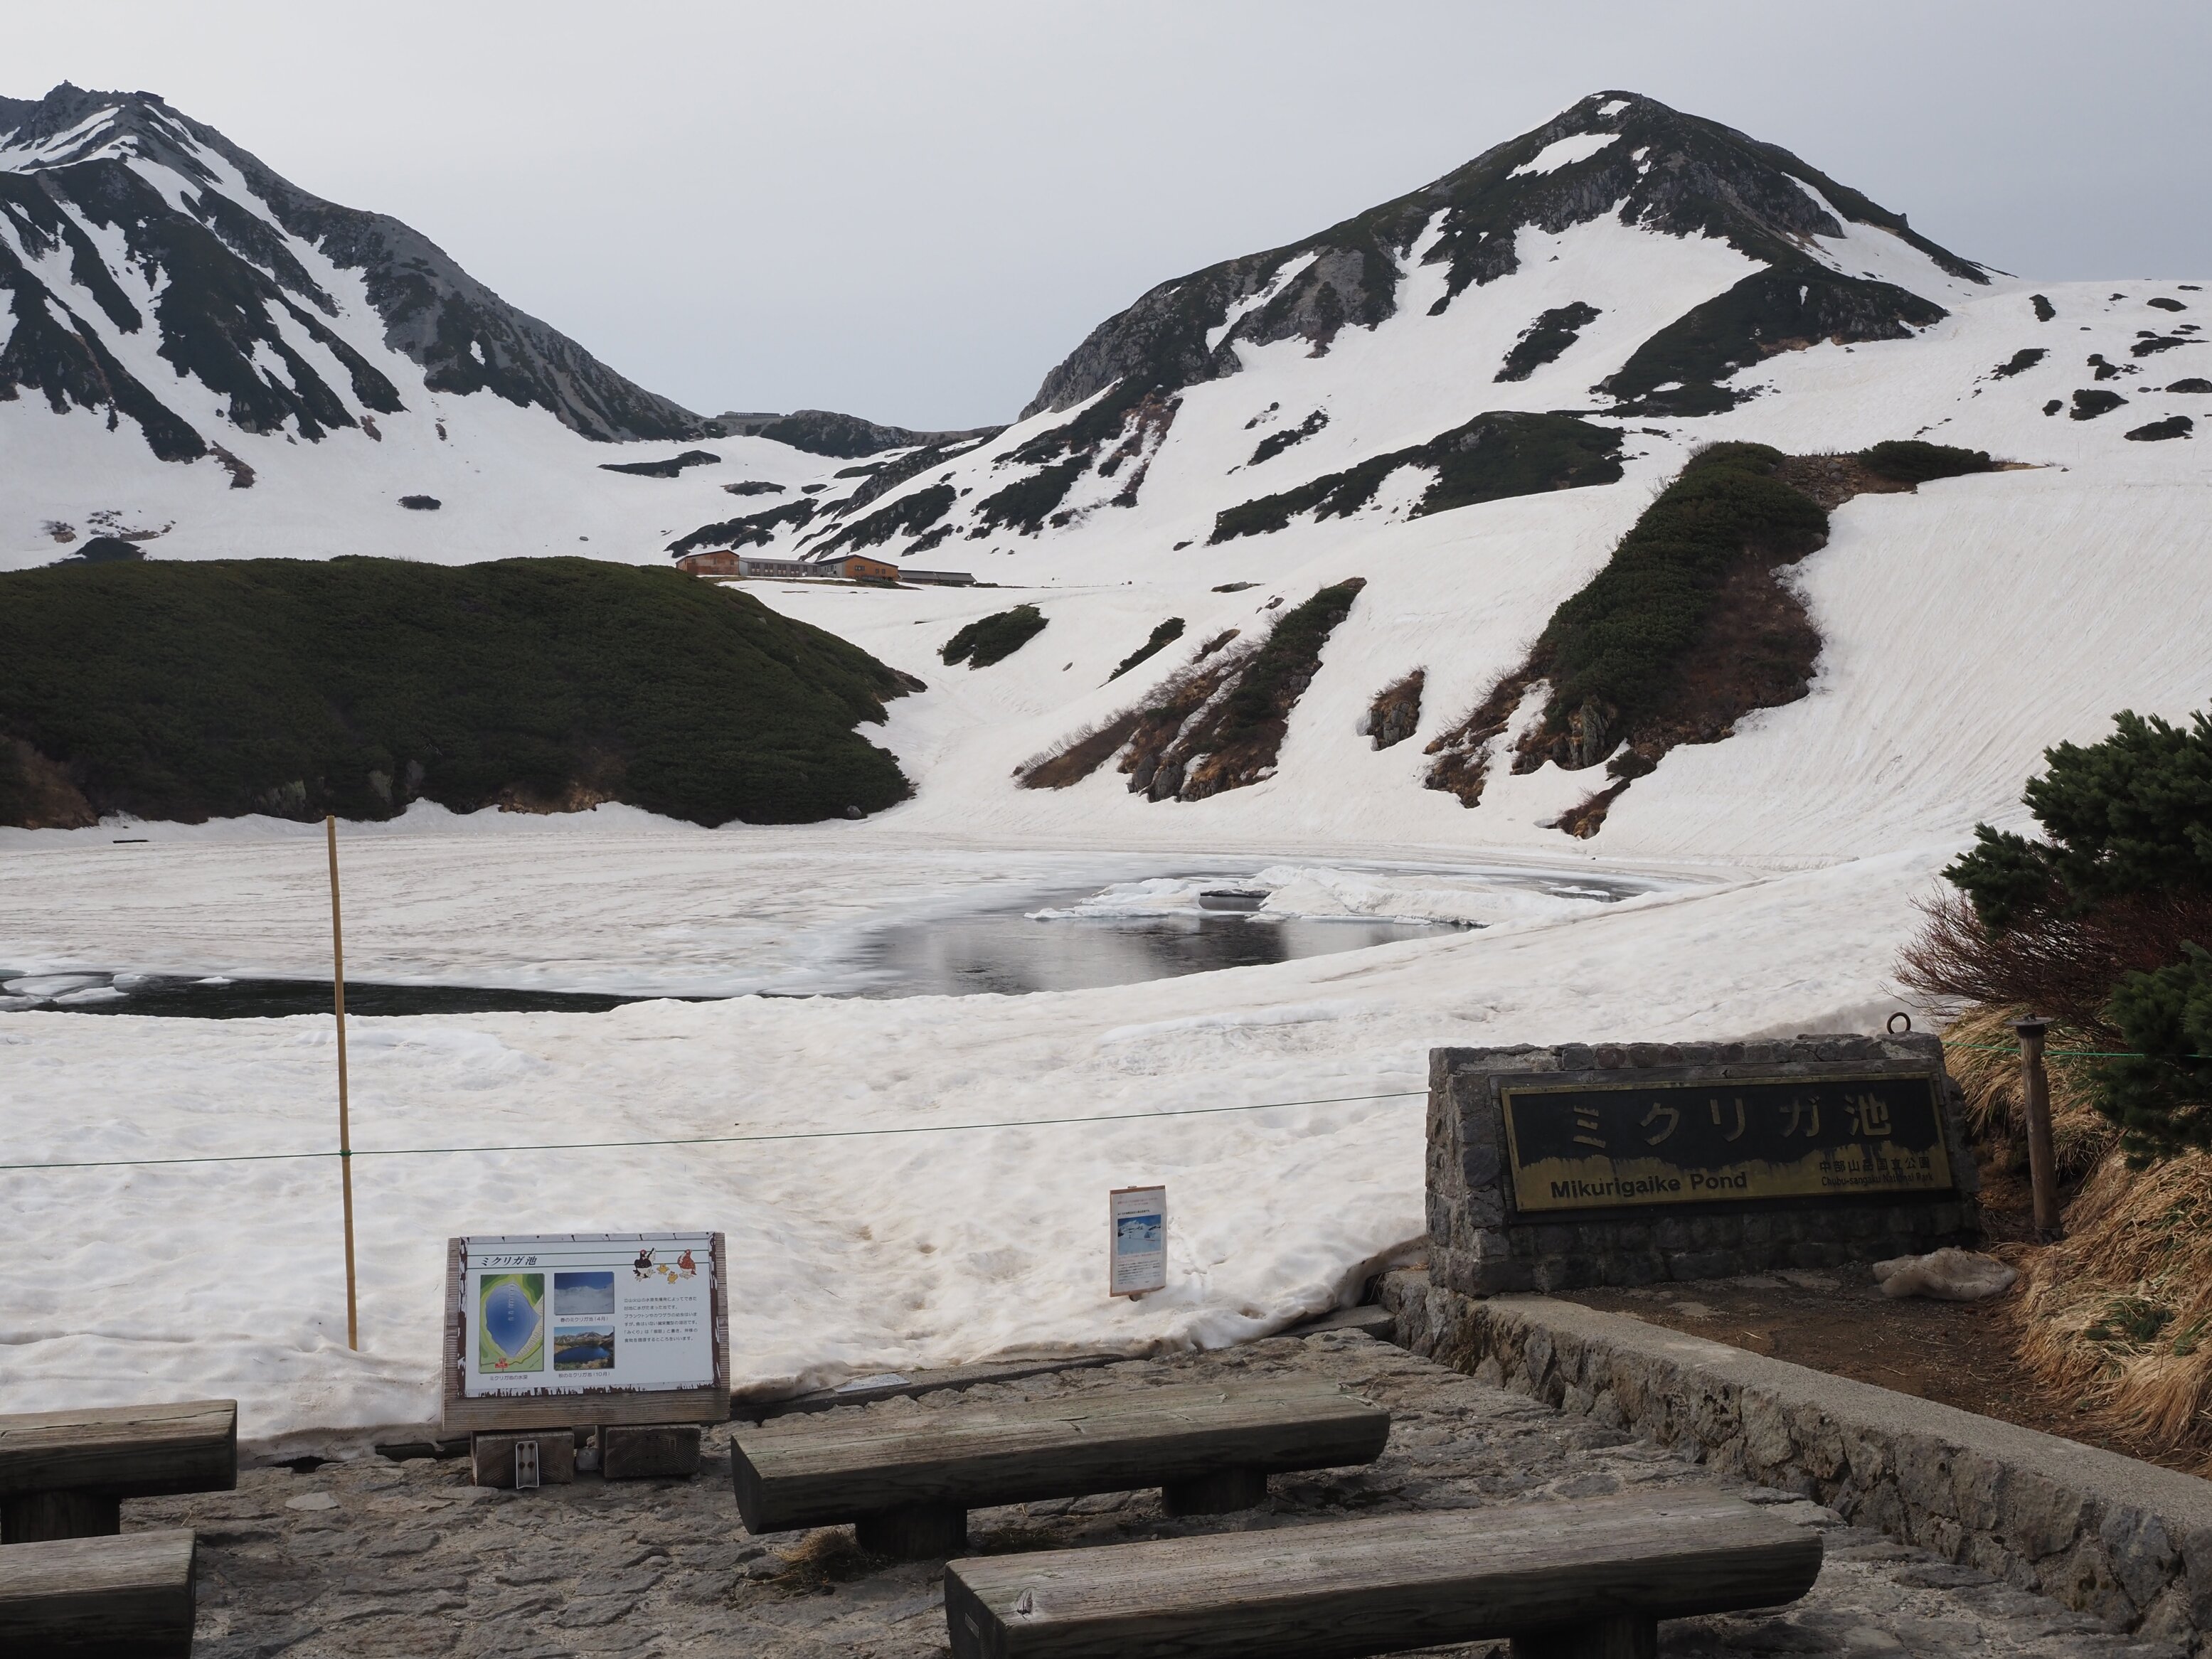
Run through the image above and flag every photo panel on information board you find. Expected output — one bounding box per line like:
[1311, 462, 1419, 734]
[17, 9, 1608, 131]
[461, 1234, 716, 1398]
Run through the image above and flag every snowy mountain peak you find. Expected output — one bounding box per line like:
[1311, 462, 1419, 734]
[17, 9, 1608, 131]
[0, 82, 712, 466]
[0, 84, 196, 174]
[1024, 89, 1989, 421]
[711, 90, 2020, 579]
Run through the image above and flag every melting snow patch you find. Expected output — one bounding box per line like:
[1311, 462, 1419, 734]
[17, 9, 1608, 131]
[1510, 133, 1621, 178]
[1596, 100, 1630, 119]
[1097, 1001, 1363, 1046]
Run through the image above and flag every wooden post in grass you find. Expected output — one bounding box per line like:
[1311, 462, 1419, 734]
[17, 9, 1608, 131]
[2014, 1016, 2061, 1242]
[326, 816, 361, 1350]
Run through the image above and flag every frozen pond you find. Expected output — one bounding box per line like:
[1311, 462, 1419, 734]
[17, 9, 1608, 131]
[0, 860, 1646, 1015]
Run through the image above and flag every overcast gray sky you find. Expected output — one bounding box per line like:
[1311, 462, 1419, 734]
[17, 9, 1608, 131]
[13, 1, 2211, 429]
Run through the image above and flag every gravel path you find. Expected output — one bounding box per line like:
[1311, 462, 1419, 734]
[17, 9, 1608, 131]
[140, 1330, 2183, 1657]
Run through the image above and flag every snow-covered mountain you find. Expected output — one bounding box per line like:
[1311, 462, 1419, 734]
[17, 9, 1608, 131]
[9, 86, 2212, 1449]
[0, 85, 712, 459]
[5, 85, 2208, 865]
[738, 90, 2011, 563]
[708, 90, 2208, 865]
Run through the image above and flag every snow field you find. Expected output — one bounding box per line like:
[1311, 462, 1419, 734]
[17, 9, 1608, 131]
[6, 102, 2211, 1449]
[0, 826, 1948, 1444]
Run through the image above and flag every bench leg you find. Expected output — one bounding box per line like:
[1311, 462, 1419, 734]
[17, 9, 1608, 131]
[1511, 1613, 1658, 1659]
[1160, 1466, 1268, 1516]
[855, 1503, 968, 1559]
[1, 1490, 123, 1542]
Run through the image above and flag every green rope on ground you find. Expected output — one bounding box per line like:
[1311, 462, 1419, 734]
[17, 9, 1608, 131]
[0, 1089, 1429, 1174]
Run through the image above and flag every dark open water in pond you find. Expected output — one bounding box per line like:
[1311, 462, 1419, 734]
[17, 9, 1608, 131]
[2, 867, 1636, 1018]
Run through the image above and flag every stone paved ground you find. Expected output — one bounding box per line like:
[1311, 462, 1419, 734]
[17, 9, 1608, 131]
[140, 1331, 2186, 1658]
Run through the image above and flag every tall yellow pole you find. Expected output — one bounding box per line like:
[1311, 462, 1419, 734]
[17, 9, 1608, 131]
[326, 816, 360, 1350]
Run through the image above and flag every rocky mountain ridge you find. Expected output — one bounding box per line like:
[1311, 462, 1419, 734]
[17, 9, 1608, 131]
[1023, 90, 1988, 422]
[671, 90, 2001, 575]
[0, 82, 713, 463]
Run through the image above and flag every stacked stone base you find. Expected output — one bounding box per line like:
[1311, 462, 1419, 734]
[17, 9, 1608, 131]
[1383, 1271, 2212, 1650]
[1499, 1197, 1977, 1293]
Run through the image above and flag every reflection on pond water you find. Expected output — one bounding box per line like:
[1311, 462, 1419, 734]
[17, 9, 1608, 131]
[847, 906, 1455, 998]
[1, 861, 1642, 1016]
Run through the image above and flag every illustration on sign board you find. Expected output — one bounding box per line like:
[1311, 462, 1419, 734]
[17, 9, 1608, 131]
[553, 1325, 616, 1371]
[478, 1273, 544, 1372]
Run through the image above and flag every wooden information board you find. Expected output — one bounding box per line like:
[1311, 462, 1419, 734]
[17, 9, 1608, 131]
[1499, 1072, 1952, 1215]
[440, 1232, 730, 1434]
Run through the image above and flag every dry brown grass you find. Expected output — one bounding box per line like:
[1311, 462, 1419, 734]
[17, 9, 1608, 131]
[1942, 1003, 2212, 1468]
[1942, 1003, 2114, 1180]
[2012, 1147, 2212, 1469]
[772, 1525, 870, 1589]
[1015, 710, 1139, 790]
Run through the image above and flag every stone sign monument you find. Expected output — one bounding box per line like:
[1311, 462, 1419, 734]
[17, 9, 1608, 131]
[1427, 1032, 1978, 1293]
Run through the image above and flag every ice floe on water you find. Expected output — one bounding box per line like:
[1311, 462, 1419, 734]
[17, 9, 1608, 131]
[1026, 862, 1660, 929]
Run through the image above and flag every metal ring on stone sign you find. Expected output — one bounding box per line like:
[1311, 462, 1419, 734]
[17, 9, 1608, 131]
[1888, 1011, 1913, 1034]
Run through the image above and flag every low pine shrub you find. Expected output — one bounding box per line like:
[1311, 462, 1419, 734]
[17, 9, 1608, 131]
[942, 604, 1048, 668]
[1536, 442, 1827, 730]
[1856, 439, 1994, 484]
[1904, 709, 2212, 1162]
[0, 556, 910, 827]
[1109, 617, 1185, 681]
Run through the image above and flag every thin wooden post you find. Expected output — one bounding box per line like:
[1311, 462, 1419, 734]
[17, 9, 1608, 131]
[326, 816, 360, 1350]
[2014, 1016, 2061, 1241]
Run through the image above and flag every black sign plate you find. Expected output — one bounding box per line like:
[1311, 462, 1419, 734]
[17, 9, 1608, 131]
[1499, 1072, 1952, 1214]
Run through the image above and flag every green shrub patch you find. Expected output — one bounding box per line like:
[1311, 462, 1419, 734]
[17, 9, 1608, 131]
[0, 556, 911, 828]
[1210, 411, 1622, 543]
[942, 604, 1048, 668]
[974, 460, 1087, 535]
[667, 498, 817, 554]
[1495, 302, 1600, 382]
[2127, 415, 2195, 442]
[1109, 617, 1186, 681]
[1537, 442, 1828, 729]
[1425, 434, 2018, 834]
[1856, 440, 1996, 484]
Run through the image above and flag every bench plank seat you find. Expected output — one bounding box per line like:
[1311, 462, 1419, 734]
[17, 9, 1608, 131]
[0, 1400, 237, 1544]
[944, 1490, 1822, 1659]
[733, 1379, 1388, 1548]
[0, 1401, 238, 1500]
[0, 1527, 198, 1658]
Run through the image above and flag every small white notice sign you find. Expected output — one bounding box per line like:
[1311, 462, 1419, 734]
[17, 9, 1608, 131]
[1109, 1185, 1167, 1297]
[459, 1232, 720, 1399]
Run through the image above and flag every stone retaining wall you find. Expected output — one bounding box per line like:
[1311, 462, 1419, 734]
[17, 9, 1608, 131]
[1383, 1269, 2212, 1652]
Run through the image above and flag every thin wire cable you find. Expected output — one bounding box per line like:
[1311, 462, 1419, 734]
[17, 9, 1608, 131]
[1940, 1040, 2206, 1059]
[0, 1089, 1427, 1173]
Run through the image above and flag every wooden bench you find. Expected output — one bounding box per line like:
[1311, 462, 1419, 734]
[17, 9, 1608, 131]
[0, 1401, 237, 1543]
[943, 1490, 1823, 1659]
[0, 1528, 198, 1658]
[732, 1378, 1390, 1559]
